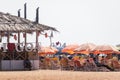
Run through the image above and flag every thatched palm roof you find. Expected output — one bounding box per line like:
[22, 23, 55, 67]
[0, 12, 58, 32]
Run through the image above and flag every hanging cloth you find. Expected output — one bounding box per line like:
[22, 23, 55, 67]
[45, 33, 48, 38]
[14, 34, 17, 40]
[23, 33, 26, 38]
[56, 41, 60, 45]
[7, 43, 15, 52]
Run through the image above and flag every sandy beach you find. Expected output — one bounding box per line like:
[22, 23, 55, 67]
[0, 70, 120, 80]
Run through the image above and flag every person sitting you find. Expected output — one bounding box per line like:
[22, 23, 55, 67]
[60, 56, 69, 70]
[94, 56, 114, 71]
[44, 56, 51, 69]
[24, 58, 32, 70]
[74, 59, 82, 71]
[111, 56, 120, 70]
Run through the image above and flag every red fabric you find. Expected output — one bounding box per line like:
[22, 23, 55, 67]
[56, 41, 59, 45]
[7, 43, 15, 52]
[45, 33, 48, 38]
[14, 35, 17, 40]
[23, 33, 26, 38]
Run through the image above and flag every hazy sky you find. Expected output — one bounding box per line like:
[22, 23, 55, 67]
[0, 0, 120, 46]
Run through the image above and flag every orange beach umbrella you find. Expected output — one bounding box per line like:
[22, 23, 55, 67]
[92, 44, 120, 54]
[38, 46, 58, 55]
[62, 44, 79, 54]
[74, 43, 96, 54]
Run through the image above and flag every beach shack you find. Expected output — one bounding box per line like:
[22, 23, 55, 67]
[0, 11, 58, 70]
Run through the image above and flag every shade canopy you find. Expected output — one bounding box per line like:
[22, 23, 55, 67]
[0, 12, 58, 32]
[74, 43, 96, 54]
[38, 46, 58, 54]
[62, 44, 79, 54]
[92, 44, 119, 54]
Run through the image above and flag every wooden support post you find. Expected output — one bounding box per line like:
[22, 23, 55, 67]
[7, 31, 10, 43]
[36, 30, 39, 60]
[25, 32, 27, 46]
[18, 32, 20, 43]
[49, 36, 52, 47]
[36, 31, 38, 52]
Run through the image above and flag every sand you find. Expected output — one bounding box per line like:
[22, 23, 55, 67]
[0, 70, 120, 80]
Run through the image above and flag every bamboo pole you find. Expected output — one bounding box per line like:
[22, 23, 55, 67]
[7, 31, 10, 43]
[49, 36, 52, 47]
[36, 31, 38, 53]
[36, 30, 39, 62]
[7, 31, 12, 70]
[24, 31, 27, 60]
[18, 32, 20, 44]
[25, 31, 27, 46]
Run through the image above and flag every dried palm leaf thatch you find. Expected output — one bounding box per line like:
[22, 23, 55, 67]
[0, 12, 58, 32]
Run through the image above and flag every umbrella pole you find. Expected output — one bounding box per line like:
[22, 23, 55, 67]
[49, 36, 52, 47]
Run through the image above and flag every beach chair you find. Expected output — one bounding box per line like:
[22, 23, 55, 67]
[84, 59, 98, 71]
[73, 60, 83, 71]
[60, 57, 69, 70]
[44, 57, 52, 69]
[50, 58, 60, 70]
[68, 59, 74, 70]
[39, 60, 45, 69]
[111, 60, 120, 71]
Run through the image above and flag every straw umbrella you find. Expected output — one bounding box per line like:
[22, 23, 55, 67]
[0, 12, 58, 70]
[0, 11, 58, 55]
[0, 12, 58, 32]
[0, 12, 58, 45]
